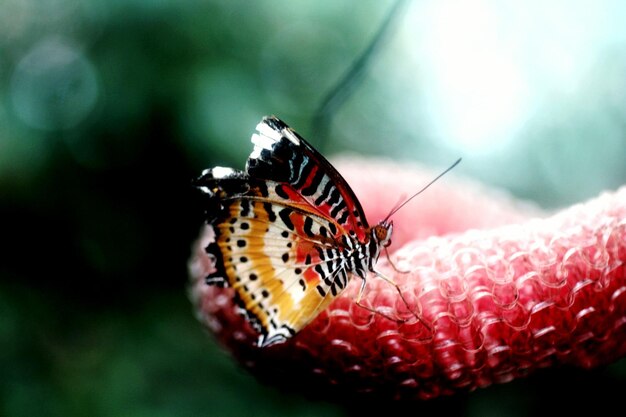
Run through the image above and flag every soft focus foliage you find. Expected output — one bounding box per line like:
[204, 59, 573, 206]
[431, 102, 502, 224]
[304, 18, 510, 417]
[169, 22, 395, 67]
[1, 0, 626, 415]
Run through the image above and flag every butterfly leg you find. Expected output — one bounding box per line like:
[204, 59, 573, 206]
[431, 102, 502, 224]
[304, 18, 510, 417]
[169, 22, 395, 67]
[354, 276, 406, 324]
[372, 269, 423, 323]
[372, 270, 435, 338]
[384, 247, 412, 274]
[354, 271, 434, 340]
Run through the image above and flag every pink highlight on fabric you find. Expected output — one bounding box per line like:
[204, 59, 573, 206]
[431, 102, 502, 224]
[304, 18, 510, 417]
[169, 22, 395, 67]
[189, 159, 626, 400]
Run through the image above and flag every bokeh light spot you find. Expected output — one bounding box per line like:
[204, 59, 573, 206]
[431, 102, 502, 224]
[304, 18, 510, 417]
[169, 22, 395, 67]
[412, 0, 531, 154]
[10, 37, 99, 131]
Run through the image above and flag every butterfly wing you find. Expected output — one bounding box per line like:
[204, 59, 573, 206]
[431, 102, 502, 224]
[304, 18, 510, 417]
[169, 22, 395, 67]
[246, 116, 370, 242]
[196, 168, 352, 347]
[195, 116, 372, 347]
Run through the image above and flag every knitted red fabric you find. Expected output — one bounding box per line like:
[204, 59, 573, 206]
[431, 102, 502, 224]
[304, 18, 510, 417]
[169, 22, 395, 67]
[189, 159, 626, 400]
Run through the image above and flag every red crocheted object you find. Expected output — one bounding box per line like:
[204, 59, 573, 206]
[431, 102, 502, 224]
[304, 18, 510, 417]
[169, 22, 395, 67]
[189, 159, 626, 400]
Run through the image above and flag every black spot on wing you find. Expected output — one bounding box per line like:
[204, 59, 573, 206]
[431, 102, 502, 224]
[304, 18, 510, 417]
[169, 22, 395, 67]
[330, 200, 347, 219]
[240, 199, 251, 217]
[337, 210, 350, 225]
[301, 167, 325, 196]
[275, 185, 289, 199]
[315, 264, 325, 277]
[316, 285, 327, 297]
[314, 180, 334, 206]
[279, 208, 294, 230]
[327, 187, 340, 206]
[263, 202, 277, 222]
[303, 216, 314, 237]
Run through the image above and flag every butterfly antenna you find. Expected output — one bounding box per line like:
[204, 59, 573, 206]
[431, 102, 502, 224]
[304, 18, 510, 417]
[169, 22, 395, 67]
[383, 158, 462, 222]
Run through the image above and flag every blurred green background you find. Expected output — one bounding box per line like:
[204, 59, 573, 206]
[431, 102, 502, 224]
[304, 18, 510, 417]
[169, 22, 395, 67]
[1, 0, 626, 416]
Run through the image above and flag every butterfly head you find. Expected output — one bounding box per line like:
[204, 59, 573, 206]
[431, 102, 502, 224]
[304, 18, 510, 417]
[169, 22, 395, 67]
[373, 220, 393, 249]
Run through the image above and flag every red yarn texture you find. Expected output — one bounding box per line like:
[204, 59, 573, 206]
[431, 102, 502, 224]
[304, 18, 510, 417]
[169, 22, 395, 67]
[189, 158, 626, 400]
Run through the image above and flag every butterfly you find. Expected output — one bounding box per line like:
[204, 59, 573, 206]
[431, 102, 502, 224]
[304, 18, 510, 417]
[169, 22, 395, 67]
[195, 116, 459, 347]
